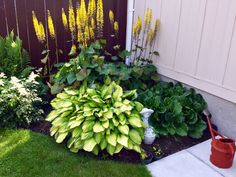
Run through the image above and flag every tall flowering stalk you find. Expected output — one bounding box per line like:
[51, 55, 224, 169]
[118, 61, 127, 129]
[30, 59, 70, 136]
[96, 0, 104, 38]
[69, 0, 76, 40]
[32, 11, 46, 43]
[132, 8, 160, 65]
[62, 8, 68, 30]
[47, 10, 55, 39]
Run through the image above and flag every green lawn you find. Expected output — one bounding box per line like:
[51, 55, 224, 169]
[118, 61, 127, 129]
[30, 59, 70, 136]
[0, 129, 151, 177]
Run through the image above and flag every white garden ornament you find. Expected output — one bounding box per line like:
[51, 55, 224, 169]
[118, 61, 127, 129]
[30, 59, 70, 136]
[140, 108, 156, 145]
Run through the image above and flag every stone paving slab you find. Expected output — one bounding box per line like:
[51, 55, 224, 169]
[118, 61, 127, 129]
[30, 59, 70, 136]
[187, 139, 236, 177]
[147, 150, 223, 177]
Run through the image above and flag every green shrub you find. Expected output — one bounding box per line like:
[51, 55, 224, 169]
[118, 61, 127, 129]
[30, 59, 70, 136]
[46, 81, 146, 155]
[0, 31, 31, 77]
[0, 72, 44, 128]
[137, 81, 207, 139]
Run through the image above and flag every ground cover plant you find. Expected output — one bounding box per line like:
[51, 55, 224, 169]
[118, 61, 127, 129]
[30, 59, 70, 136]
[0, 129, 151, 177]
[47, 81, 146, 155]
[138, 81, 207, 139]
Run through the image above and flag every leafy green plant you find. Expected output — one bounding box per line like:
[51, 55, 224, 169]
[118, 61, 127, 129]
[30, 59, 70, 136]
[0, 31, 31, 77]
[0, 72, 44, 128]
[46, 81, 146, 155]
[50, 41, 159, 94]
[137, 81, 207, 139]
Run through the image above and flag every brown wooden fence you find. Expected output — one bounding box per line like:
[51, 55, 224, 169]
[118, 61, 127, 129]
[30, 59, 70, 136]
[0, 0, 127, 67]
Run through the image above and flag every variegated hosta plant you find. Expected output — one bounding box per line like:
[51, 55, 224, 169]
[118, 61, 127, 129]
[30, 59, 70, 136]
[46, 81, 145, 155]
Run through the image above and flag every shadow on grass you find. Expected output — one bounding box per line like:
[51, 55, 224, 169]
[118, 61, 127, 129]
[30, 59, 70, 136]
[0, 129, 151, 177]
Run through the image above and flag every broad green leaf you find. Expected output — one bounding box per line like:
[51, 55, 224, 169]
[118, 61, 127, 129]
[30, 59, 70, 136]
[103, 110, 113, 119]
[102, 120, 109, 129]
[81, 132, 93, 140]
[46, 110, 61, 122]
[106, 144, 116, 155]
[82, 121, 94, 132]
[56, 132, 68, 143]
[100, 138, 107, 150]
[83, 138, 97, 152]
[118, 125, 129, 135]
[117, 135, 128, 148]
[106, 133, 117, 146]
[72, 127, 83, 138]
[128, 116, 143, 128]
[115, 144, 123, 153]
[134, 102, 144, 112]
[129, 129, 142, 144]
[94, 133, 102, 144]
[113, 84, 123, 101]
[93, 122, 105, 133]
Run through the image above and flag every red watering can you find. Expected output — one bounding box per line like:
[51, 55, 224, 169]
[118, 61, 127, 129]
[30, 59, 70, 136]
[203, 109, 236, 169]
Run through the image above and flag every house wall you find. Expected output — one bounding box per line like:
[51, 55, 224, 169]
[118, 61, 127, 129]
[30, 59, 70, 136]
[134, 0, 236, 103]
[133, 0, 236, 139]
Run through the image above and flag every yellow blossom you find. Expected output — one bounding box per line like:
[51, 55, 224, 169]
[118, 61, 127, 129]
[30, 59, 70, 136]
[91, 18, 95, 29]
[38, 22, 46, 43]
[89, 27, 95, 40]
[32, 11, 40, 40]
[109, 10, 114, 25]
[144, 8, 152, 28]
[96, 0, 104, 38]
[146, 28, 154, 45]
[47, 10, 55, 39]
[88, 0, 96, 19]
[79, 0, 87, 27]
[114, 21, 119, 34]
[153, 19, 160, 38]
[62, 8, 68, 30]
[69, 0, 76, 33]
[137, 17, 142, 35]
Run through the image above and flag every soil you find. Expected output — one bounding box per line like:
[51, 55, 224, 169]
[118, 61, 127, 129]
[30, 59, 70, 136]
[28, 120, 211, 164]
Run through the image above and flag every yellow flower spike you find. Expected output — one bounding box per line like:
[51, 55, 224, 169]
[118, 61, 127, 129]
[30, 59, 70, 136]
[89, 26, 95, 39]
[62, 8, 68, 30]
[80, 0, 87, 26]
[39, 22, 46, 43]
[47, 10, 56, 39]
[85, 25, 90, 41]
[137, 16, 142, 35]
[91, 18, 95, 29]
[88, 0, 94, 19]
[32, 11, 40, 41]
[114, 21, 119, 34]
[147, 28, 154, 45]
[76, 3, 81, 31]
[96, 0, 104, 38]
[77, 31, 83, 43]
[69, 0, 76, 34]
[91, 0, 96, 17]
[144, 8, 152, 28]
[109, 10, 114, 25]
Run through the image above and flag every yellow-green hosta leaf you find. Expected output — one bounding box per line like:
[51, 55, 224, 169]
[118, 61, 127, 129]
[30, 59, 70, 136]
[64, 89, 78, 95]
[46, 110, 61, 122]
[72, 127, 82, 138]
[87, 88, 97, 96]
[56, 132, 68, 143]
[133, 144, 142, 153]
[106, 144, 116, 155]
[106, 133, 117, 146]
[118, 125, 129, 135]
[128, 116, 143, 128]
[115, 144, 123, 154]
[112, 118, 119, 127]
[103, 109, 113, 119]
[117, 134, 128, 148]
[68, 119, 83, 129]
[94, 133, 103, 144]
[129, 129, 142, 145]
[74, 139, 83, 149]
[56, 92, 70, 99]
[128, 139, 134, 149]
[134, 101, 144, 112]
[50, 126, 58, 136]
[92, 145, 99, 155]
[122, 90, 137, 99]
[118, 113, 126, 125]
[81, 132, 93, 140]
[83, 138, 97, 152]
[113, 102, 123, 108]
[112, 84, 123, 101]
[123, 99, 130, 105]
[100, 138, 107, 150]
[82, 120, 94, 132]
[102, 120, 109, 129]
[93, 122, 105, 133]
[67, 137, 76, 148]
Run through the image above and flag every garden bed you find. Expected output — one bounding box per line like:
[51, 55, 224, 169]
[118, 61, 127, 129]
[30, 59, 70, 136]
[28, 120, 211, 164]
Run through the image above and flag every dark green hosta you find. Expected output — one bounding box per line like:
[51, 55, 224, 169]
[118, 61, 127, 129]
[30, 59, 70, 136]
[46, 82, 145, 155]
[138, 81, 207, 139]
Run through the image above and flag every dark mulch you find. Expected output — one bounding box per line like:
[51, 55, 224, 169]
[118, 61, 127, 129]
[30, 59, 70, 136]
[28, 120, 211, 164]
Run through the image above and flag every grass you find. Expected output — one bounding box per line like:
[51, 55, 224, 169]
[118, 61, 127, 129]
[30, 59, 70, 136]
[0, 129, 151, 177]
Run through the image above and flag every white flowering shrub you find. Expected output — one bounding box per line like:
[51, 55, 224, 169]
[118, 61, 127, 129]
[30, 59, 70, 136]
[0, 72, 44, 128]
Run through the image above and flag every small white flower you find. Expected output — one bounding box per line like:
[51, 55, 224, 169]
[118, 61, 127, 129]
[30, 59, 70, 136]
[0, 73, 6, 79]
[27, 72, 39, 83]
[0, 80, 4, 86]
[18, 87, 29, 96]
[10, 76, 20, 84]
